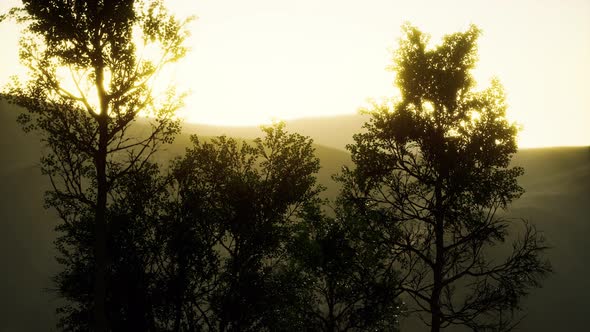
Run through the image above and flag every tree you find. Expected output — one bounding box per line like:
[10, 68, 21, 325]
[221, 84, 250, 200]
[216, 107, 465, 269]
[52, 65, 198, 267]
[2, 1, 192, 329]
[169, 123, 324, 331]
[54, 161, 172, 331]
[287, 202, 401, 331]
[337, 24, 551, 332]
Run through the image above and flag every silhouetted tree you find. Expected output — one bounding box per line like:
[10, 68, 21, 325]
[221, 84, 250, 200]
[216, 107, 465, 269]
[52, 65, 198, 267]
[3, 1, 192, 329]
[169, 123, 324, 331]
[337, 24, 551, 332]
[53, 160, 220, 331]
[47, 120, 400, 331]
[287, 201, 401, 331]
[54, 162, 171, 331]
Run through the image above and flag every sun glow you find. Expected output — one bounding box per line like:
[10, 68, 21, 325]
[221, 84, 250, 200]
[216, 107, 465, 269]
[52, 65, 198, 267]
[1, 0, 589, 148]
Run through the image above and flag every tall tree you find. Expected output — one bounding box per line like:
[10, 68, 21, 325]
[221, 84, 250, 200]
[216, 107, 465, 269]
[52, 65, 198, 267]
[3, 1, 192, 329]
[54, 161, 172, 331]
[338, 24, 551, 332]
[170, 123, 324, 331]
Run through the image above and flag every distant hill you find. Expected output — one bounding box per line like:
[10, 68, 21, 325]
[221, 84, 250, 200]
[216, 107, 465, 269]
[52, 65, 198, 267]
[508, 147, 590, 332]
[1, 100, 588, 331]
[180, 112, 370, 151]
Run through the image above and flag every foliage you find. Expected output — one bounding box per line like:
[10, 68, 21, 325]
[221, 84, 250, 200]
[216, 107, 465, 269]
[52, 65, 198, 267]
[51, 123, 325, 331]
[337, 24, 551, 332]
[287, 201, 401, 331]
[160, 123, 403, 331]
[54, 162, 171, 331]
[1, 5, 553, 330]
[168, 123, 324, 331]
[2, 0, 192, 329]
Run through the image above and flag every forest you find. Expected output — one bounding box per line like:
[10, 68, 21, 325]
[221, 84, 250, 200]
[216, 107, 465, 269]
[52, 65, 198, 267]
[3, 0, 587, 331]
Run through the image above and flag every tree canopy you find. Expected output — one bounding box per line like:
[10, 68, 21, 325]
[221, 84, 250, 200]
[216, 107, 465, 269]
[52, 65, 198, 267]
[170, 123, 324, 330]
[2, 1, 193, 329]
[337, 24, 551, 332]
[1, 6, 552, 329]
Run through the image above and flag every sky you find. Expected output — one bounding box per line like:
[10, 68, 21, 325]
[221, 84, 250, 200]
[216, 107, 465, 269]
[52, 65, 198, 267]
[1, 0, 589, 148]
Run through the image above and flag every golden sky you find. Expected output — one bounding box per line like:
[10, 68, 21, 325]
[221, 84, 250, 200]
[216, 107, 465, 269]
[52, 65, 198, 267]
[1, 0, 589, 148]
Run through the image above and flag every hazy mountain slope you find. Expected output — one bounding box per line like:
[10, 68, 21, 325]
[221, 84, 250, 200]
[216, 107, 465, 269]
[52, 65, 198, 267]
[0, 102, 60, 331]
[0, 101, 588, 331]
[509, 147, 590, 331]
[277, 114, 370, 151]
[180, 112, 370, 151]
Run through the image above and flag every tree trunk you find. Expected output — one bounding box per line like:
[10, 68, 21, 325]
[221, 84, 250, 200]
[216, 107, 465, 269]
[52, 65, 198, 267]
[94, 116, 108, 331]
[430, 223, 444, 332]
[173, 262, 184, 332]
[431, 178, 444, 332]
[326, 278, 336, 332]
